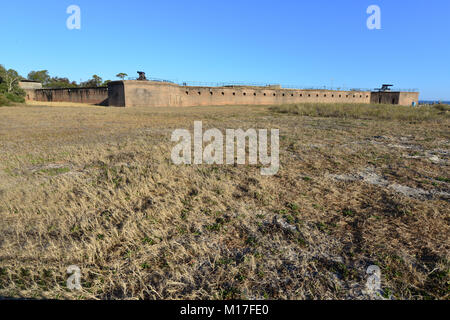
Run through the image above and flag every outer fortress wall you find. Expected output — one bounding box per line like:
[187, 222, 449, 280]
[26, 81, 419, 107]
[34, 87, 109, 105]
[108, 80, 372, 107]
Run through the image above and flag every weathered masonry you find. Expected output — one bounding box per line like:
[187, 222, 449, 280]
[107, 81, 372, 107]
[370, 91, 419, 106]
[22, 80, 419, 107]
[33, 87, 109, 105]
[19, 80, 43, 101]
[20, 81, 109, 105]
[107, 81, 419, 107]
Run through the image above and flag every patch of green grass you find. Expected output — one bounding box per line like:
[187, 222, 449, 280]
[141, 262, 151, 270]
[382, 287, 393, 299]
[23, 154, 56, 166]
[286, 202, 300, 214]
[342, 208, 355, 217]
[217, 257, 233, 266]
[177, 226, 187, 234]
[245, 235, 258, 247]
[296, 236, 308, 247]
[206, 217, 226, 232]
[221, 286, 241, 300]
[39, 167, 70, 176]
[424, 268, 450, 298]
[316, 222, 329, 233]
[70, 225, 81, 234]
[142, 237, 155, 245]
[180, 208, 189, 220]
[286, 214, 295, 224]
[206, 223, 220, 231]
[235, 273, 246, 282]
[436, 176, 450, 183]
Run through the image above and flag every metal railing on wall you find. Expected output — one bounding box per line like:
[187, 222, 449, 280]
[125, 76, 418, 92]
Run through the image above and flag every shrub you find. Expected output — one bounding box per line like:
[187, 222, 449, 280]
[0, 93, 11, 106]
[5, 92, 25, 103]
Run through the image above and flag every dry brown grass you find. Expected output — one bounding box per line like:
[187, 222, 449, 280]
[0, 103, 448, 300]
[270, 103, 449, 121]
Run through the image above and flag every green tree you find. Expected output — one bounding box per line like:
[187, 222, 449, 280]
[92, 75, 102, 87]
[1, 67, 22, 93]
[46, 77, 78, 88]
[27, 70, 50, 86]
[116, 73, 128, 80]
[0, 65, 7, 93]
[28, 70, 80, 88]
[0, 65, 25, 104]
[81, 75, 103, 87]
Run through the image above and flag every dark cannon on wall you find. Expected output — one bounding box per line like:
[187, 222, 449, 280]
[137, 71, 147, 81]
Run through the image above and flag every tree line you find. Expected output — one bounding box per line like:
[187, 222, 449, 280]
[27, 70, 129, 88]
[0, 64, 129, 105]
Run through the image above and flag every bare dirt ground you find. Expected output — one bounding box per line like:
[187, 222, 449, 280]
[0, 103, 448, 300]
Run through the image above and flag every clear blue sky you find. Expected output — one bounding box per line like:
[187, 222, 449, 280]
[1, 0, 449, 100]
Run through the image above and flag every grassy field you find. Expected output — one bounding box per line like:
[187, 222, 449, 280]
[0, 102, 448, 300]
